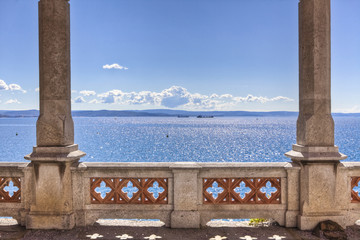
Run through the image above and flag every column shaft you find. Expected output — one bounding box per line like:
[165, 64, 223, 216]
[286, 0, 346, 163]
[38, 0, 73, 146]
[297, 0, 333, 146]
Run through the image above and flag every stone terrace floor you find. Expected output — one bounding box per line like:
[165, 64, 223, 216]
[1, 221, 360, 240]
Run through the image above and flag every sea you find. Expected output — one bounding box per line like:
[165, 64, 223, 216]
[0, 116, 359, 163]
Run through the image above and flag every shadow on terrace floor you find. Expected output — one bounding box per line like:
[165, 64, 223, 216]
[1, 221, 360, 240]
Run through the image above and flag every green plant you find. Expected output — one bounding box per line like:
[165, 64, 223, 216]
[249, 218, 268, 226]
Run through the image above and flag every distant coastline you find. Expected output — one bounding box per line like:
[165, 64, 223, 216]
[0, 109, 359, 118]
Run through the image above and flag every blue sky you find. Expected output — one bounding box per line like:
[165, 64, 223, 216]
[0, 0, 359, 112]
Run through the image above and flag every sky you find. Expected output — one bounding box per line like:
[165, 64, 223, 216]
[0, 0, 359, 112]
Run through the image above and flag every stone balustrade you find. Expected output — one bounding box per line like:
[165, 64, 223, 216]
[1, 0, 352, 230]
[1, 161, 360, 229]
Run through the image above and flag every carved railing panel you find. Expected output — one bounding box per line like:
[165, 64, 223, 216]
[203, 178, 281, 204]
[351, 177, 360, 203]
[90, 178, 168, 204]
[0, 177, 21, 203]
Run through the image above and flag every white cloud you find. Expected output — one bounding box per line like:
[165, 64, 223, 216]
[74, 96, 86, 103]
[71, 90, 77, 93]
[88, 99, 102, 104]
[97, 89, 124, 104]
[0, 79, 26, 93]
[93, 86, 293, 110]
[5, 99, 21, 104]
[103, 63, 128, 70]
[159, 86, 191, 108]
[233, 94, 293, 104]
[334, 105, 360, 113]
[79, 90, 96, 96]
[0, 80, 9, 90]
[9, 84, 26, 93]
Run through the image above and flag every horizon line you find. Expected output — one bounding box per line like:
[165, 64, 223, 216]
[1, 109, 360, 114]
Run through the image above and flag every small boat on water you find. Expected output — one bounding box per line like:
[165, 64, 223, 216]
[197, 115, 214, 118]
[177, 115, 190, 118]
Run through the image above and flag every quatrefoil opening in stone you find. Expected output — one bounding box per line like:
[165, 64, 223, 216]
[234, 181, 252, 199]
[351, 177, 360, 203]
[260, 181, 278, 199]
[353, 180, 360, 197]
[206, 181, 224, 199]
[4, 180, 19, 197]
[122, 181, 139, 199]
[95, 181, 112, 199]
[148, 181, 164, 199]
[90, 178, 168, 204]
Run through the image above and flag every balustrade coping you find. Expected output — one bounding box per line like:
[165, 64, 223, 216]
[1, 161, 360, 170]
[77, 162, 300, 170]
[0, 163, 28, 168]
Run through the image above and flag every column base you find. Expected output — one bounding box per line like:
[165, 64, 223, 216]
[171, 211, 200, 228]
[24, 144, 85, 162]
[285, 144, 347, 162]
[26, 212, 75, 230]
[286, 145, 347, 230]
[24, 145, 85, 230]
[297, 215, 345, 230]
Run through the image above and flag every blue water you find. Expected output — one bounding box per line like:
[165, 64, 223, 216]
[0, 116, 358, 162]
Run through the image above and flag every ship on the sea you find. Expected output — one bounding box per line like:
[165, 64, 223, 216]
[196, 115, 214, 118]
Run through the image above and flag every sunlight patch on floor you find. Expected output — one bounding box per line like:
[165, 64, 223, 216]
[0, 217, 18, 226]
[95, 219, 165, 227]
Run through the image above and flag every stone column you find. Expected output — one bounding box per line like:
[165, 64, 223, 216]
[24, 0, 85, 229]
[285, 0, 347, 230]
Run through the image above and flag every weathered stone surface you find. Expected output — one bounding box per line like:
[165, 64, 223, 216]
[26, 212, 75, 230]
[171, 211, 200, 229]
[36, 100, 74, 146]
[297, 0, 333, 146]
[172, 169, 199, 211]
[24, 160, 78, 229]
[285, 145, 347, 162]
[291, 162, 348, 230]
[29, 162, 73, 212]
[23, 0, 85, 230]
[299, 164, 343, 215]
[39, 0, 71, 101]
[285, 165, 300, 227]
[25, 145, 85, 162]
[285, 0, 348, 231]
[24, 144, 85, 229]
[171, 166, 201, 228]
[37, 0, 73, 146]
